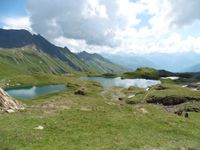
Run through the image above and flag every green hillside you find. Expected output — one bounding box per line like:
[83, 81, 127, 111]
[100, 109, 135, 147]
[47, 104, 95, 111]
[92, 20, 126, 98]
[0, 46, 75, 77]
[0, 46, 127, 77]
[0, 29, 128, 75]
[122, 67, 160, 79]
[77, 51, 127, 74]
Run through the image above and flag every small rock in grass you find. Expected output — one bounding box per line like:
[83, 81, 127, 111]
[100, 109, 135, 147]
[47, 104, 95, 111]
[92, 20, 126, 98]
[6, 109, 15, 113]
[128, 95, 135, 99]
[34, 126, 44, 130]
[140, 108, 148, 114]
[118, 97, 123, 101]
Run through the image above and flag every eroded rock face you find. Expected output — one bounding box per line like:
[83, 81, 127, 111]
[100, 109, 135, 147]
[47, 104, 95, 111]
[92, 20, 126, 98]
[147, 96, 200, 106]
[0, 88, 24, 112]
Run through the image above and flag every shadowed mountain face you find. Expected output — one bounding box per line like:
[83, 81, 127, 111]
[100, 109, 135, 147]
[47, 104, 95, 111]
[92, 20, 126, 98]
[0, 29, 34, 48]
[0, 29, 127, 74]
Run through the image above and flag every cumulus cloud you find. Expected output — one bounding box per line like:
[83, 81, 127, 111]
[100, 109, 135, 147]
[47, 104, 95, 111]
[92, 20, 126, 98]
[25, 0, 200, 54]
[142, 0, 200, 28]
[1, 17, 32, 31]
[169, 0, 200, 27]
[27, 0, 144, 47]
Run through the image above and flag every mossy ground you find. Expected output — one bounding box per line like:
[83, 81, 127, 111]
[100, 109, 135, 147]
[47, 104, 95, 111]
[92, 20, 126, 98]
[0, 73, 200, 149]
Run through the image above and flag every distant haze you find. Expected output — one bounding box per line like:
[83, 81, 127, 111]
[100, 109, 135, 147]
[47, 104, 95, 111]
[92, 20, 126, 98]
[102, 51, 200, 72]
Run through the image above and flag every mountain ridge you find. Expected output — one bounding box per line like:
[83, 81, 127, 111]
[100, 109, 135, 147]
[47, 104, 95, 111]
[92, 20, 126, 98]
[0, 28, 128, 75]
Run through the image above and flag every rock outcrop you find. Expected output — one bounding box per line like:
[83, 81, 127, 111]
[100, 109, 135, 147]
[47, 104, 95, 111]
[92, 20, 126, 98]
[147, 96, 200, 106]
[74, 88, 86, 96]
[0, 88, 24, 113]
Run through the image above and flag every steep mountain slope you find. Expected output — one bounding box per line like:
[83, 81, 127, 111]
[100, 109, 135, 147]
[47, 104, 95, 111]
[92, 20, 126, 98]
[77, 51, 128, 73]
[0, 46, 76, 77]
[0, 29, 126, 75]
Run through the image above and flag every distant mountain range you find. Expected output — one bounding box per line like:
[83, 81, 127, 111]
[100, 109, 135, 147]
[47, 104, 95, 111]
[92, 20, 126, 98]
[0, 29, 127, 76]
[185, 64, 200, 72]
[102, 51, 200, 73]
[102, 53, 156, 70]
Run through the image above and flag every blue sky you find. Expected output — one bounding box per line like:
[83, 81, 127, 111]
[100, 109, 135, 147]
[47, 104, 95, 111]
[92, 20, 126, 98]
[0, 0, 27, 18]
[0, 0, 27, 27]
[0, 0, 200, 54]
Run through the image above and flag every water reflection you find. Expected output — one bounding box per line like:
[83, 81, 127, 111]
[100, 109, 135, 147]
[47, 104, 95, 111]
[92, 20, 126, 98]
[80, 77, 161, 88]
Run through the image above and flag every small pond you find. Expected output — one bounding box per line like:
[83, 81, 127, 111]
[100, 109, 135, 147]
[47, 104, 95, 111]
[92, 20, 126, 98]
[161, 76, 179, 80]
[80, 77, 161, 88]
[5, 84, 66, 99]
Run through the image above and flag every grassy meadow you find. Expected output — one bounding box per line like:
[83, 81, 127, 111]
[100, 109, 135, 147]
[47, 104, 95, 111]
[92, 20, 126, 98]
[0, 70, 200, 150]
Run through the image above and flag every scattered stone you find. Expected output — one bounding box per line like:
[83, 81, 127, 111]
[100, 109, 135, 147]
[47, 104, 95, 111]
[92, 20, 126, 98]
[191, 88, 198, 91]
[147, 96, 200, 106]
[118, 97, 123, 101]
[186, 107, 200, 112]
[182, 85, 187, 88]
[16, 83, 21, 86]
[174, 110, 183, 116]
[185, 112, 189, 118]
[6, 109, 15, 113]
[34, 126, 44, 130]
[140, 108, 148, 114]
[106, 102, 115, 105]
[74, 89, 86, 95]
[128, 95, 135, 99]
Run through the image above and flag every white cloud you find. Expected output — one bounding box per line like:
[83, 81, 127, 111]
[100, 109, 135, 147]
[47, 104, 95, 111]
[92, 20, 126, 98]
[1, 17, 32, 32]
[27, 0, 144, 47]
[25, 0, 200, 54]
[169, 0, 200, 27]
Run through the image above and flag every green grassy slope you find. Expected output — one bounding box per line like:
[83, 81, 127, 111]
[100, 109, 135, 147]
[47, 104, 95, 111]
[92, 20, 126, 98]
[77, 51, 128, 73]
[0, 46, 127, 76]
[122, 67, 160, 79]
[0, 46, 76, 77]
[0, 74, 200, 149]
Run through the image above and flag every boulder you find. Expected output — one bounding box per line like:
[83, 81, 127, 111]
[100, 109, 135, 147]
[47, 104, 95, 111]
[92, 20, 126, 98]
[6, 109, 15, 113]
[0, 87, 24, 112]
[74, 88, 86, 95]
